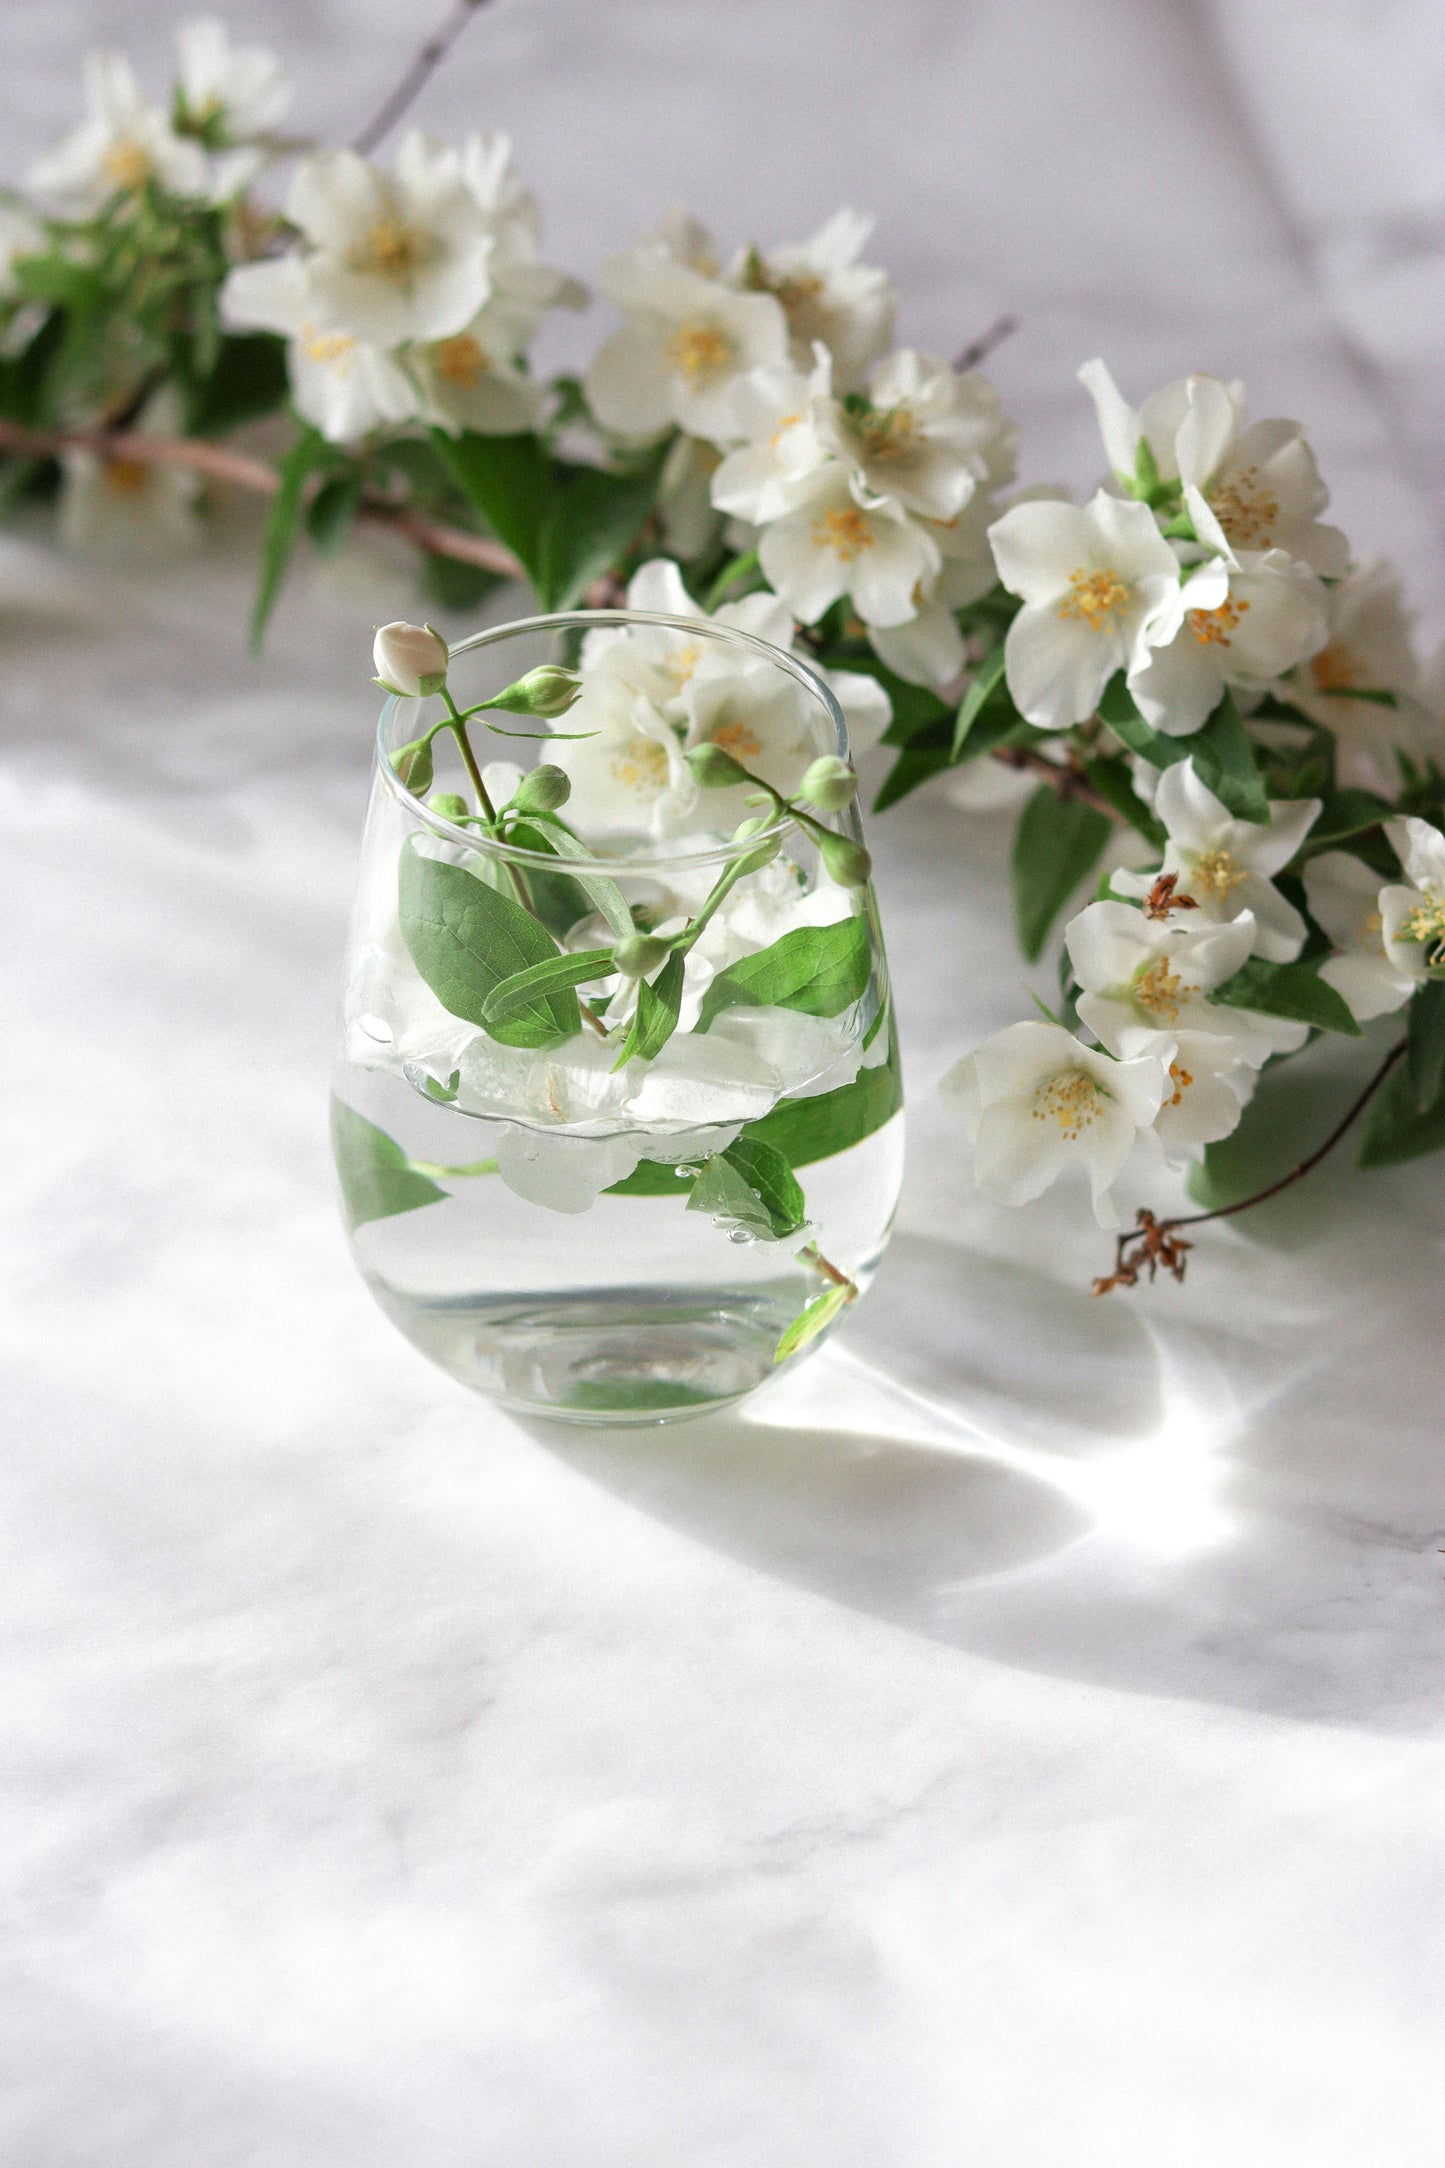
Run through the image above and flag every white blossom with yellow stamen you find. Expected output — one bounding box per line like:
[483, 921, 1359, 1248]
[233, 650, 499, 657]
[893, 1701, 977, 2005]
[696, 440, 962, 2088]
[1380, 817, 1445, 984]
[1302, 851, 1415, 1021]
[28, 50, 207, 210]
[940, 1019, 1169, 1227]
[730, 209, 895, 385]
[1127, 486, 1330, 736]
[988, 489, 1206, 731]
[758, 462, 940, 629]
[584, 251, 788, 440]
[1111, 758, 1321, 962]
[709, 354, 833, 526]
[219, 256, 416, 443]
[1122, 1028, 1259, 1161]
[1276, 559, 1425, 792]
[410, 295, 549, 435]
[1066, 898, 1304, 1063]
[57, 388, 203, 560]
[1173, 372, 1348, 576]
[172, 17, 292, 197]
[817, 349, 1017, 521]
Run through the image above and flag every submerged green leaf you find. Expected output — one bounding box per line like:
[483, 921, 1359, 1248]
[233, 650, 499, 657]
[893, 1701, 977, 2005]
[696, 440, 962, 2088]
[697, 917, 870, 1030]
[774, 1282, 851, 1362]
[331, 1098, 445, 1229]
[398, 844, 580, 1047]
[613, 949, 685, 1068]
[688, 1135, 807, 1242]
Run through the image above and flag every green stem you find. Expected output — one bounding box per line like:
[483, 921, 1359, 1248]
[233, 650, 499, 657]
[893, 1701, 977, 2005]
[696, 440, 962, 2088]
[410, 1154, 499, 1181]
[440, 685, 533, 912]
[705, 548, 760, 610]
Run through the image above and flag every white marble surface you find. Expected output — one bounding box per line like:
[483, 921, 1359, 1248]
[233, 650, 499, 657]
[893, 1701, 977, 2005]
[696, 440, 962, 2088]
[3, 2, 1445, 2161]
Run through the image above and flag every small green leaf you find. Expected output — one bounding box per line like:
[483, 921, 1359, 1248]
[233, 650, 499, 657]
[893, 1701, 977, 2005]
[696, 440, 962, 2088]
[535, 454, 663, 609]
[613, 950, 685, 1068]
[330, 1098, 445, 1229]
[697, 916, 870, 1030]
[250, 425, 331, 652]
[1011, 784, 1113, 961]
[688, 1135, 807, 1242]
[1359, 1058, 1445, 1167]
[1133, 436, 1162, 501]
[774, 1282, 851, 1362]
[952, 644, 1009, 757]
[482, 946, 616, 1025]
[398, 845, 580, 1047]
[1211, 956, 1361, 1036]
[1406, 979, 1445, 1111]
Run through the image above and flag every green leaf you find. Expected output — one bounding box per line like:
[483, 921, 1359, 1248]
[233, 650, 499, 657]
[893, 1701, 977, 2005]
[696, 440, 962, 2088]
[1358, 1058, 1445, 1167]
[1299, 788, 1395, 856]
[1189, 689, 1269, 823]
[429, 428, 552, 580]
[420, 551, 507, 613]
[1211, 956, 1361, 1036]
[613, 950, 685, 1068]
[330, 1098, 445, 1229]
[1406, 979, 1445, 1111]
[1083, 754, 1166, 847]
[11, 256, 103, 310]
[1011, 784, 1113, 961]
[482, 945, 616, 1025]
[837, 656, 949, 746]
[873, 743, 953, 812]
[1097, 674, 1182, 767]
[184, 331, 288, 435]
[305, 469, 365, 554]
[952, 644, 1009, 757]
[398, 844, 580, 1047]
[250, 426, 331, 652]
[697, 917, 869, 1030]
[606, 1014, 903, 1194]
[535, 454, 663, 609]
[687, 1135, 807, 1242]
[774, 1282, 851, 1362]
[507, 815, 634, 939]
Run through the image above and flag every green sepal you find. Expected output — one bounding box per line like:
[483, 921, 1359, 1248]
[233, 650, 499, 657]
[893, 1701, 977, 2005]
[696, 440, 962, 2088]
[330, 1098, 445, 1229]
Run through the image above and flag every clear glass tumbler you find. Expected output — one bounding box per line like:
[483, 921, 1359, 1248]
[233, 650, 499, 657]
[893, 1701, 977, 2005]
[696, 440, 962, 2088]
[331, 608, 903, 1423]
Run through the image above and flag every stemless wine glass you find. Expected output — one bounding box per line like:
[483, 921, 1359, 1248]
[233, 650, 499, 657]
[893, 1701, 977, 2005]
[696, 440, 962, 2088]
[331, 608, 903, 1423]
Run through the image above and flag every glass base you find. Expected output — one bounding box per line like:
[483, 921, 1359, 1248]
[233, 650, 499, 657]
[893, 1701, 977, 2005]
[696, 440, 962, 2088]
[371, 1282, 807, 1425]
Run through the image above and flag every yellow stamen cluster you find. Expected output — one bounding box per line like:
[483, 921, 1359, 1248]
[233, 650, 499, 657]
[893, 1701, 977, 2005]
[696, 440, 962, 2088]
[103, 139, 153, 191]
[1057, 566, 1130, 632]
[1399, 890, 1445, 964]
[102, 458, 150, 499]
[1132, 957, 1188, 1024]
[434, 334, 490, 389]
[610, 737, 670, 795]
[1166, 1059, 1195, 1108]
[665, 322, 734, 384]
[302, 325, 356, 369]
[1187, 594, 1251, 648]
[854, 404, 919, 462]
[710, 718, 764, 761]
[1207, 467, 1279, 550]
[1032, 1070, 1106, 1138]
[768, 410, 803, 449]
[1309, 641, 1362, 693]
[660, 641, 703, 692]
[812, 505, 874, 561]
[353, 217, 437, 283]
[1189, 847, 1247, 901]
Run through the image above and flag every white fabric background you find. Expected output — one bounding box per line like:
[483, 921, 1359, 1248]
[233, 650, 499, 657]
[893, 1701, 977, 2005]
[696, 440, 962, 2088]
[2, 3, 1444, 2162]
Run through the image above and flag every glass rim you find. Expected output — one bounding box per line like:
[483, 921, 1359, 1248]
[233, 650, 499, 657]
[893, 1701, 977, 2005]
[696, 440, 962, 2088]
[375, 607, 850, 875]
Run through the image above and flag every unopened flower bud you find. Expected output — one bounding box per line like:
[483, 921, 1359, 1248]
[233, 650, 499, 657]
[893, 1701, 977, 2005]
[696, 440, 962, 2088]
[685, 741, 752, 789]
[477, 665, 582, 719]
[374, 621, 448, 698]
[796, 755, 858, 812]
[390, 736, 434, 792]
[614, 932, 671, 978]
[427, 792, 469, 821]
[818, 830, 872, 888]
[510, 763, 572, 814]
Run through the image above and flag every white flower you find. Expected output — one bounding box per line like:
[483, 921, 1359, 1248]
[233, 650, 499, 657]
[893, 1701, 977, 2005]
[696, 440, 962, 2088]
[987, 490, 1190, 730]
[1277, 559, 1424, 790]
[732, 209, 895, 384]
[281, 132, 496, 348]
[709, 355, 833, 525]
[867, 491, 1000, 686]
[1302, 851, 1415, 1021]
[657, 434, 725, 559]
[817, 350, 1017, 521]
[1173, 371, 1348, 576]
[758, 463, 940, 629]
[57, 389, 202, 560]
[585, 251, 788, 440]
[1065, 897, 1304, 1063]
[459, 132, 587, 334]
[1111, 759, 1320, 961]
[941, 1019, 1168, 1226]
[1379, 817, 1445, 983]
[1124, 1028, 1257, 1161]
[172, 17, 291, 193]
[1078, 357, 1199, 487]
[220, 255, 418, 442]
[374, 621, 448, 698]
[0, 206, 44, 300]
[409, 299, 549, 436]
[28, 51, 208, 210]
[1127, 487, 1329, 736]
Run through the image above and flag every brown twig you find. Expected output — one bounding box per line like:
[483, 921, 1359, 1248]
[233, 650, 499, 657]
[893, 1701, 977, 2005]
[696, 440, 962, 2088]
[351, 0, 495, 157]
[1093, 1037, 1408, 1294]
[0, 416, 525, 581]
[995, 740, 1114, 819]
[953, 315, 1018, 373]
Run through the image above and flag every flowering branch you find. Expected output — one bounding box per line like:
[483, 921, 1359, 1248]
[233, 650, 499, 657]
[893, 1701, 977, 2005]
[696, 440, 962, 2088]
[350, 0, 496, 156]
[1092, 1037, 1409, 1294]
